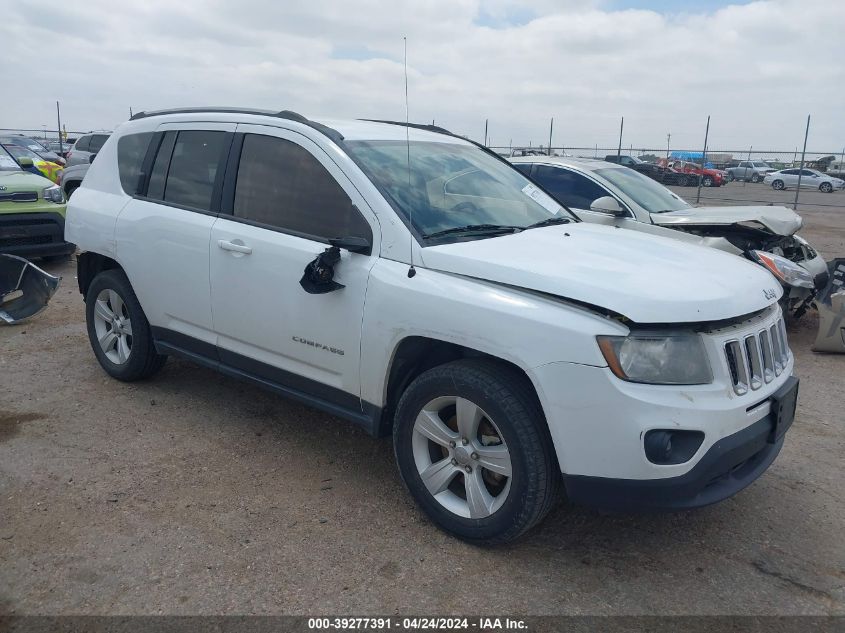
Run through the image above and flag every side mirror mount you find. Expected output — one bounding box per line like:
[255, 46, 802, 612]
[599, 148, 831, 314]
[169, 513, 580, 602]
[89, 153, 97, 164]
[590, 196, 627, 217]
[329, 235, 371, 255]
[17, 157, 34, 168]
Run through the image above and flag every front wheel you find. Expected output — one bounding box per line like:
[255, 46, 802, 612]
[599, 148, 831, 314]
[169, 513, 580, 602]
[677, 175, 689, 186]
[820, 182, 833, 193]
[702, 176, 713, 187]
[772, 179, 785, 190]
[85, 269, 167, 381]
[393, 360, 560, 545]
[751, 173, 761, 183]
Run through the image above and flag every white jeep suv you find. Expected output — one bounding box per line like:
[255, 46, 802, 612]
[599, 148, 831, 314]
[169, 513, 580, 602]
[66, 108, 798, 544]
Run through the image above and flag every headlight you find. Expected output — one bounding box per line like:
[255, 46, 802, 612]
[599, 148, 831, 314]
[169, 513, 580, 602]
[42, 185, 64, 204]
[751, 250, 814, 289]
[597, 334, 713, 385]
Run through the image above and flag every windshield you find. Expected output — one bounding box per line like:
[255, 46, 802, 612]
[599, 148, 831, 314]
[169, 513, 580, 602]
[752, 162, 770, 168]
[594, 167, 691, 213]
[0, 146, 22, 172]
[3, 145, 41, 162]
[346, 140, 572, 242]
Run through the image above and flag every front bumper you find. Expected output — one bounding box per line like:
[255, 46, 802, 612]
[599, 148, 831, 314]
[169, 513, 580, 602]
[0, 211, 75, 259]
[564, 383, 794, 511]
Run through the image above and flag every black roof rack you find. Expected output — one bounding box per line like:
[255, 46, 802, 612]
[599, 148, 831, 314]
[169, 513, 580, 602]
[129, 107, 344, 144]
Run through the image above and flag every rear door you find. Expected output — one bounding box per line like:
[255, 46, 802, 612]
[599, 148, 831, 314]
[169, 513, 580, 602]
[209, 125, 379, 413]
[114, 123, 234, 350]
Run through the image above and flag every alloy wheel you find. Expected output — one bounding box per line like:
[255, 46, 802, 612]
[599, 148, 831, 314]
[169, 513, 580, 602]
[92, 289, 133, 364]
[411, 396, 512, 519]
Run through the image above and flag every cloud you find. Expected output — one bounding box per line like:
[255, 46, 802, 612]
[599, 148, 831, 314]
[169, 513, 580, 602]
[1, 0, 842, 152]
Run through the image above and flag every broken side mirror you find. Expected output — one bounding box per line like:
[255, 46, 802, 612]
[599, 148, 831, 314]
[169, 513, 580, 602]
[300, 246, 344, 294]
[590, 196, 626, 217]
[329, 235, 371, 255]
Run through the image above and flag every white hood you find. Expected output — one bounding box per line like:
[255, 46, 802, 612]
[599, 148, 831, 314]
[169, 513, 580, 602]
[420, 223, 780, 324]
[652, 205, 802, 236]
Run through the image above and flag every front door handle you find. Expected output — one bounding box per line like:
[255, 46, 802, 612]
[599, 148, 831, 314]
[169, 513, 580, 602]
[218, 239, 252, 255]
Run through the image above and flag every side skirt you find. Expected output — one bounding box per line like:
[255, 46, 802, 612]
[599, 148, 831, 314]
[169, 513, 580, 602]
[151, 327, 384, 436]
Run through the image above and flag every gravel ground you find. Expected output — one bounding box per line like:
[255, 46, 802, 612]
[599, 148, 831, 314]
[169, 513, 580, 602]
[1, 183, 843, 616]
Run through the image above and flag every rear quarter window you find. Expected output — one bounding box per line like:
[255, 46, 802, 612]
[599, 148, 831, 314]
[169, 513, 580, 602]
[74, 136, 91, 151]
[117, 132, 154, 195]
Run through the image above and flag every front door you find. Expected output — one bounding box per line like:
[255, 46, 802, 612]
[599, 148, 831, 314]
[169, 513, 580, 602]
[209, 125, 379, 413]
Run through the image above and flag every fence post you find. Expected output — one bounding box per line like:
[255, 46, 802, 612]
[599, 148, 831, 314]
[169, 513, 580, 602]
[56, 101, 63, 157]
[616, 116, 624, 162]
[743, 145, 752, 187]
[794, 115, 810, 211]
[484, 119, 488, 146]
[548, 118, 554, 156]
[695, 115, 710, 204]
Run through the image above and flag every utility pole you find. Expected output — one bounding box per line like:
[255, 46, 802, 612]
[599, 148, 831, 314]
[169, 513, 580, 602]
[666, 133, 671, 160]
[56, 101, 63, 156]
[616, 117, 624, 162]
[695, 115, 710, 204]
[548, 118, 554, 156]
[484, 119, 488, 146]
[794, 115, 810, 211]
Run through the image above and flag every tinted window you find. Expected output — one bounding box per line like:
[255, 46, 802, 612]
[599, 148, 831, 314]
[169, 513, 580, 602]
[147, 132, 176, 200]
[781, 169, 797, 175]
[512, 163, 532, 176]
[532, 165, 609, 210]
[117, 132, 153, 195]
[89, 134, 110, 153]
[162, 130, 227, 211]
[800, 170, 815, 176]
[233, 134, 371, 242]
[74, 136, 91, 152]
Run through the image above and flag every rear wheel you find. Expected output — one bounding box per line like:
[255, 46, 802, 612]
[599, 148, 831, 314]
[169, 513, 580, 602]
[772, 179, 785, 190]
[85, 269, 166, 381]
[677, 175, 689, 186]
[820, 182, 833, 193]
[751, 173, 761, 183]
[393, 359, 560, 545]
[702, 176, 713, 187]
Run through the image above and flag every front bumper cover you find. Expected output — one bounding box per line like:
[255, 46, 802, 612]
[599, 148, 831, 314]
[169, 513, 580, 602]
[564, 376, 798, 511]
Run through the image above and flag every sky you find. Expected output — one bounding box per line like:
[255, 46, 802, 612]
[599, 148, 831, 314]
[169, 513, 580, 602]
[2, 0, 843, 152]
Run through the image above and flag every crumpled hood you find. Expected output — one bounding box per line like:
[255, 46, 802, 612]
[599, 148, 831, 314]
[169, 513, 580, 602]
[420, 223, 780, 324]
[652, 205, 802, 236]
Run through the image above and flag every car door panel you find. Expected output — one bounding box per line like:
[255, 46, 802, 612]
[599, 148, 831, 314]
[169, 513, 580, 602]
[210, 125, 379, 406]
[114, 122, 234, 346]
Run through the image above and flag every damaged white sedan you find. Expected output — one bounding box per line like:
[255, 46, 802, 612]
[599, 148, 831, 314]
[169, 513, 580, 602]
[512, 156, 827, 317]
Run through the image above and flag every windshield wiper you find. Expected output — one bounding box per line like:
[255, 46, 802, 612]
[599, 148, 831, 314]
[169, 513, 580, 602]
[524, 216, 571, 230]
[422, 224, 523, 239]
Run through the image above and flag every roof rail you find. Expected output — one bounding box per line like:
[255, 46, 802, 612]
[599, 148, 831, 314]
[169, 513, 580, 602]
[129, 107, 344, 144]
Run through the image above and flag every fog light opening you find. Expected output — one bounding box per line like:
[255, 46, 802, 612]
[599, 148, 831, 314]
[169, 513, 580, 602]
[644, 430, 704, 465]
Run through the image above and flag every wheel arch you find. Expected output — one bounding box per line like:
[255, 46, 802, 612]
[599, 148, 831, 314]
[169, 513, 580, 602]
[77, 251, 123, 298]
[377, 336, 542, 437]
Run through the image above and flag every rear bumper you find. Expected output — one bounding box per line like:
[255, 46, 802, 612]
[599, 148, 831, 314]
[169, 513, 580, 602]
[564, 401, 791, 511]
[0, 212, 75, 258]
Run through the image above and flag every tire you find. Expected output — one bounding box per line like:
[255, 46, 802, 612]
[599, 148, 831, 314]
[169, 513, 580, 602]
[820, 182, 833, 193]
[85, 269, 167, 381]
[751, 173, 761, 183]
[702, 176, 713, 187]
[772, 179, 785, 190]
[64, 182, 80, 199]
[678, 175, 689, 186]
[725, 173, 734, 183]
[393, 359, 561, 545]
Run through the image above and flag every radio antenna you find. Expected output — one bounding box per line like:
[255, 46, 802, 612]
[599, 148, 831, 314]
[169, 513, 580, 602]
[404, 36, 416, 278]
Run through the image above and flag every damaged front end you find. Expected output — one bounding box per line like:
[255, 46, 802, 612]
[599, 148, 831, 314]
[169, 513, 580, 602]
[813, 259, 845, 354]
[668, 222, 827, 317]
[0, 254, 61, 324]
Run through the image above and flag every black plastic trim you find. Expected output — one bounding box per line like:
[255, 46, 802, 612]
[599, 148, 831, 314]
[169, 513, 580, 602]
[564, 407, 793, 512]
[0, 212, 75, 257]
[150, 327, 382, 435]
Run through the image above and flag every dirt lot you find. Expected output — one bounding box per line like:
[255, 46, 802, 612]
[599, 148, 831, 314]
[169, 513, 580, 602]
[1, 182, 844, 616]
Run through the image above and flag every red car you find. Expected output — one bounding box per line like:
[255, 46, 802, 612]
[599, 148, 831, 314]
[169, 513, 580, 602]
[667, 160, 724, 187]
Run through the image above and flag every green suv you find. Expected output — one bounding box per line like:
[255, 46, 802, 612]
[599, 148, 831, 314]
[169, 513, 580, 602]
[0, 145, 73, 260]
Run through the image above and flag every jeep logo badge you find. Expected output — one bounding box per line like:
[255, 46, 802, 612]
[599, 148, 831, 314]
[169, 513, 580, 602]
[763, 288, 778, 300]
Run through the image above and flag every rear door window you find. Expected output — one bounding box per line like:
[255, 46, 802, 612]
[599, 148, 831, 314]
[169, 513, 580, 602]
[159, 130, 228, 211]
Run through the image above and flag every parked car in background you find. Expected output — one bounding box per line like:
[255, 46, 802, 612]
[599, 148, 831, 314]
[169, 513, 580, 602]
[668, 160, 724, 187]
[511, 156, 827, 316]
[61, 163, 89, 199]
[66, 107, 797, 544]
[0, 135, 65, 166]
[726, 161, 777, 183]
[827, 158, 845, 179]
[765, 168, 845, 193]
[603, 154, 688, 185]
[0, 145, 73, 261]
[65, 133, 111, 167]
[2, 144, 64, 185]
[45, 140, 70, 159]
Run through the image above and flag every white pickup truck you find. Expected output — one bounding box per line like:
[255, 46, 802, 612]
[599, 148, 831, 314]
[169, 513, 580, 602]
[65, 108, 798, 544]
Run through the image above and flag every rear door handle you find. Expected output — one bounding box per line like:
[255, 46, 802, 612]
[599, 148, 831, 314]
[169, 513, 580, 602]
[217, 239, 252, 255]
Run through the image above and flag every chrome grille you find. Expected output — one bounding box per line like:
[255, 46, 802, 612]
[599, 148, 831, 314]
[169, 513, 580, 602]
[724, 315, 790, 395]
